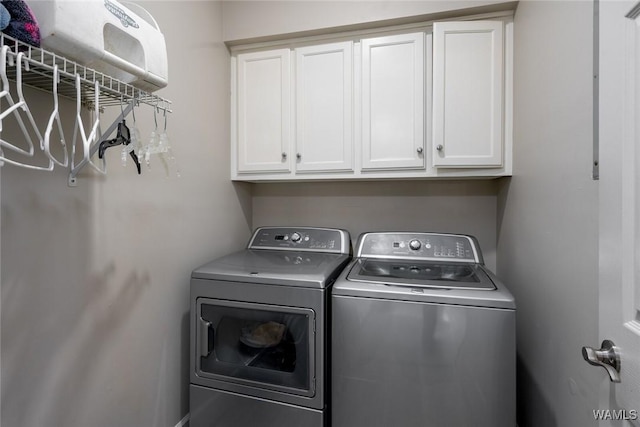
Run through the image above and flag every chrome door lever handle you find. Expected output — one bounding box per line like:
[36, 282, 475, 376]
[582, 340, 621, 383]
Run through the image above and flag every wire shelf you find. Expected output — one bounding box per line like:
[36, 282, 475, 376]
[0, 32, 172, 112]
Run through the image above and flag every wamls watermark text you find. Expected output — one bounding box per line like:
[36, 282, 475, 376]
[593, 409, 638, 421]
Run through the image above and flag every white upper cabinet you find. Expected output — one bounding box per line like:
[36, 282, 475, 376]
[230, 14, 514, 181]
[295, 41, 354, 173]
[432, 21, 504, 168]
[361, 32, 425, 170]
[236, 49, 291, 173]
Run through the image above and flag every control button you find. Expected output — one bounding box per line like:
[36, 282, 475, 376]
[304, 236, 310, 242]
[283, 235, 289, 241]
[291, 232, 301, 242]
[409, 239, 421, 250]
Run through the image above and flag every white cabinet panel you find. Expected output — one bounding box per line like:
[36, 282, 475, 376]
[230, 15, 513, 181]
[295, 41, 353, 172]
[236, 49, 291, 173]
[433, 21, 504, 168]
[361, 33, 425, 170]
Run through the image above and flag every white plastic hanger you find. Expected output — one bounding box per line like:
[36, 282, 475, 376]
[14, 53, 69, 168]
[0, 47, 55, 171]
[140, 103, 178, 177]
[41, 61, 69, 167]
[159, 103, 180, 178]
[119, 99, 143, 171]
[71, 73, 105, 174]
[14, 52, 43, 150]
[119, 98, 128, 167]
[129, 102, 142, 156]
[139, 104, 159, 169]
[0, 45, 36, 156]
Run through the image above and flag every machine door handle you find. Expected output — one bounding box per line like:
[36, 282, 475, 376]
[198, 317, 214, 358]
[582, 339, 621, 383]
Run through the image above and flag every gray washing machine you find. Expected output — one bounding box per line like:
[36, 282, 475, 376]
[332, 232, 515, 427]
[190, 227, 351, 427]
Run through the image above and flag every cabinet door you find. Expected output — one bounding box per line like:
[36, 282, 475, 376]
[295, 42, 353, 173]
[236, 49, 291, 173]
[361, 33, 425, 170]
[433, 21, 503, 168]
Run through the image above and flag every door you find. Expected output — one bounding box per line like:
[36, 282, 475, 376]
[195, 298, 316, 398]
[432, 21, 503, 168]
[235, 49, 291, 173]
[361, 32, 425, 170]
[593, 1, 640, 423]
[295, 41, 354, 173]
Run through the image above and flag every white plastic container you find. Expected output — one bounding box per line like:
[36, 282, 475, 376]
[29, 0, 168, 92]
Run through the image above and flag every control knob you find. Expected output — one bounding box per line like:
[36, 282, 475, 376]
[409, 239, 421, 250]
[290, 232, 302, 243]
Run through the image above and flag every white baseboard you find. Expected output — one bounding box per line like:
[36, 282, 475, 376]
[174, 413, 190, 427]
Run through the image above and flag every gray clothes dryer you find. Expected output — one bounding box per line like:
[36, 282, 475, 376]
[332, 232, 516, 427]
[190, 227, 351, 427]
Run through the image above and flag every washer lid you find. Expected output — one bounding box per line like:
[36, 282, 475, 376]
[335, 261, 515, 310]
[192, 249, 351, 289]
[347, 259, 495, 290]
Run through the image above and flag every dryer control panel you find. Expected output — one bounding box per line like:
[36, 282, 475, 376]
[355, 232, 482, 264]
[248, 227, 351, 254]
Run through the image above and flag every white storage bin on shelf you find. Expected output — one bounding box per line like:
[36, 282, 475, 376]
[29, 0, 168, 93]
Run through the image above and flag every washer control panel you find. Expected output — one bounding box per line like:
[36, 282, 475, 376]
[248, 227, 350, 254]
[356, 232, 481, 263]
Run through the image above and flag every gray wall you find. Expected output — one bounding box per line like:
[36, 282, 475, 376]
[497, 1, 600, 426]
[0, 2, 251, 426]
[253, 181, 500, 271]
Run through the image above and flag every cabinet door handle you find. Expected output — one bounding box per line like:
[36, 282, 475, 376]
[436, 145, 443, 152]
[281, 152, 287, 159]
[296, 153, 302, 160]
[416, 147, 423, 154]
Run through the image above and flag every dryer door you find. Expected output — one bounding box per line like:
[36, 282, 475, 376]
[195, 298, 316, 398]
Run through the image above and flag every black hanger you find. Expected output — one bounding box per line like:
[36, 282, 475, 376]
[98, 120, 141, 174]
